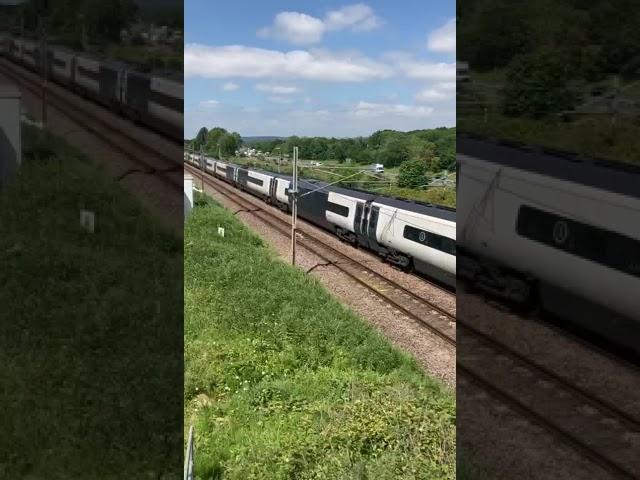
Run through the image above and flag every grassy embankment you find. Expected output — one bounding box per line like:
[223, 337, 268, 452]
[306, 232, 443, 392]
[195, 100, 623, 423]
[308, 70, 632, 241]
[227, 156, 456, 207]
[184, 194, 456, 479]
[459, 71, 640, 165]
[105, 43, 183, 73]
[0, 125, 183, 478]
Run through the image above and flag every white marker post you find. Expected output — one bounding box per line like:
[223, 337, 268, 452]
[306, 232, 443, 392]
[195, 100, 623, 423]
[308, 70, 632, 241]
[291, 146, 299, 266]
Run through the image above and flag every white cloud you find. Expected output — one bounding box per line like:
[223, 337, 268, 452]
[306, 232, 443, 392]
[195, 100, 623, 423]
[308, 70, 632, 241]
[427, 19, 456, 54]
[222, 82, 239, 91]
[198, 100, 220, 108]
[399, 61, 456, 81]
[256, 83, 301, 94]
[415, 88, 449, 102]
[350, 101, 434, 118]
[325, 4, 381, 32]
[258, 11, 325, 45]
[258, 3, 381, 45]
[415, 82, 456, 103]
[185, 44, 392, 82]
[435, 81, 456, 91]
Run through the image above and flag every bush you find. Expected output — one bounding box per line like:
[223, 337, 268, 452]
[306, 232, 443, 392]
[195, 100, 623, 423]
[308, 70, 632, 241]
[398, 159, 428, 189]
[503, 50, 580, 118]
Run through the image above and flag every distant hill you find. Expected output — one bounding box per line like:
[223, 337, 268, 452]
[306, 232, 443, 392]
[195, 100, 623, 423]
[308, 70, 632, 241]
[242, 136, 285, 144]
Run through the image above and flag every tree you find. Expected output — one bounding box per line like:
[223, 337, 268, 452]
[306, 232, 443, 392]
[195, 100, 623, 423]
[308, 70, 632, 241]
[219, 132, 241, 156]
[193, 127, 208, 150]
[205, 127, 228, 154]
[378, 137, 410, 167]
[503, 50, 580, 117]
[398, 159, 429, 189]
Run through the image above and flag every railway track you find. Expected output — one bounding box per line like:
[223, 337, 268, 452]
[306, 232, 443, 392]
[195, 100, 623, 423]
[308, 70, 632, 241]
[458, 317, 640, 479]
[185, 163, 456, 347]
[0, 57, 183, 192]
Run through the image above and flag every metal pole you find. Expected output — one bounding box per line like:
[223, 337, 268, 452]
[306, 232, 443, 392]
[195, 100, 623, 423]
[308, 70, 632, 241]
[184, 425, 194, 480]
[291, 146, 298, 265]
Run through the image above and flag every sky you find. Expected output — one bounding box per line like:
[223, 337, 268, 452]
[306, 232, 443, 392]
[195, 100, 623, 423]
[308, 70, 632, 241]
[184, 1, 455, 138]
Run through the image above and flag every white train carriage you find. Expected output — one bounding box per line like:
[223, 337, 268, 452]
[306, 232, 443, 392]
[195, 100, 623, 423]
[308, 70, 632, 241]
[214, 160, 228, 179]
[10, 38, 23, 62]
[274, 177, 291, 207]
[124, 71, 183, 140]
[149, 76, 183, 138]
[73, 55, 123, 107]
[457, 137, 640, 323]
[375, 201, 456, 284]
[322, 187, 456, 285]
[326, 190, 363, 237]
[204, 156, 215, 173]
[243, 170, 273, 199]
[21, 39, 39, 69]
[47, 46, 75, 84]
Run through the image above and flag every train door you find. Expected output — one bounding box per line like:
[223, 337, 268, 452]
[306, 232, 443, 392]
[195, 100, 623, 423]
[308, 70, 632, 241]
[354, 201, 367, 247]
[367, 205, 382, 252]
[354, 201, 381, 250]
[269, 177, 277, 203]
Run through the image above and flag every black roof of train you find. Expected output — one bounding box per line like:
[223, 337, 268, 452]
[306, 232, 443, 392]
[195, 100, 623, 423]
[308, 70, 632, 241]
[213, 161, 456, 220]
[248, 169, 456, 221]
[458, 134, 640, 199]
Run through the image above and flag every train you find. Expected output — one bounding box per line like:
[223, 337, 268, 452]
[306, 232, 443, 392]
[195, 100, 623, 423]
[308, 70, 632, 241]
[457, 134, 640, 350]
[185, 152, 457, 288]
[0, 35, 183, 141]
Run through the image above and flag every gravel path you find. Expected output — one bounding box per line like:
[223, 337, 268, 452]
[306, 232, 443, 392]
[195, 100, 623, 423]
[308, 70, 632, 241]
[193, 172, 456, 388]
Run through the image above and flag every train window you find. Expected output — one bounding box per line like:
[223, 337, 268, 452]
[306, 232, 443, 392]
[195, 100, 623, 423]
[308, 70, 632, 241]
[77, 66, 100, 81]
[404, 225, 456, 256]
[247, 176, 264, 187]
[516, 205, 640, 278]
[327, 201, 349, 217]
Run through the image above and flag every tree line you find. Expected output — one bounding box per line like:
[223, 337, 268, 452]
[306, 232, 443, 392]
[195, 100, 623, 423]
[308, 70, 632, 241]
[458, 0, 640, 117]
[187, 126, 456, 189]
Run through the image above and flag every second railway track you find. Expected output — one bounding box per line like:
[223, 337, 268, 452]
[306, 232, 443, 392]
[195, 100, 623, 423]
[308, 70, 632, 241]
[458, 317, 640, 479]
[0, 58, 183, 192]
[186, 163, 457, 347]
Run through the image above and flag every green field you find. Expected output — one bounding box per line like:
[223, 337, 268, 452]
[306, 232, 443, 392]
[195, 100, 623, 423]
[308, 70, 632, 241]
[0, 125, 182, 478]
[460, 72, 640, 166]
[184, 194, 456, 479]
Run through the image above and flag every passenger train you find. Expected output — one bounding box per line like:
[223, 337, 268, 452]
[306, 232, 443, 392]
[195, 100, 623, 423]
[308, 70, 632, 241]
[186, 152, 457, 288]
[0, 35, 183, 141]
[457, 134, 640, 350]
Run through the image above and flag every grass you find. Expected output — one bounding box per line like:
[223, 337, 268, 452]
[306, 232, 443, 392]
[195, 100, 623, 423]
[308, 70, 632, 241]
[105, 43, 183, 73]
[184, 194, 456, 479]
[460, 72, 640, 165]
[456, 449, 490, 480]
[0, 125, 183, 478]
[459, 111, 640, 165]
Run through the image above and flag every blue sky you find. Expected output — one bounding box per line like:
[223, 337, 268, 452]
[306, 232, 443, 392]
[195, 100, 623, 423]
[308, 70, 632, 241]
[185, 1, 455, 138]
